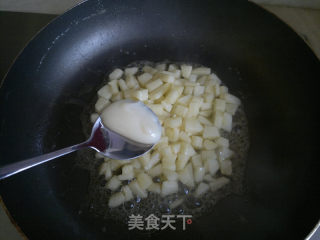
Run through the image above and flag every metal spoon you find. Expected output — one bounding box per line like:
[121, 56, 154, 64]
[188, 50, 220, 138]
[0, 117, 158, 180]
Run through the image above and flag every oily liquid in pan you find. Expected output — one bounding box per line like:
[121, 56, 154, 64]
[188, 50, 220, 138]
[77, 62, 250, 224]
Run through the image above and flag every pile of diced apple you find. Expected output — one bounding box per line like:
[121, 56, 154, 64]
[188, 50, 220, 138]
[91, 63, 240, 208]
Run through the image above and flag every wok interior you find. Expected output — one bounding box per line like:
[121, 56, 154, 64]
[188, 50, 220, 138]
[0, 0, 319, 239]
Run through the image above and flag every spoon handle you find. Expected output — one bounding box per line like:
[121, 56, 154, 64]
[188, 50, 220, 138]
[0, 142, 87, 180]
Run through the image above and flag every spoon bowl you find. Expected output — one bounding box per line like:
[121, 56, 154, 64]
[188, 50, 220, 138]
[88, 117, 155, 159]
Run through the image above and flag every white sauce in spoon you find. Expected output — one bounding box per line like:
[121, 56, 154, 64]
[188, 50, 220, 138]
[100, 100, 161, 144]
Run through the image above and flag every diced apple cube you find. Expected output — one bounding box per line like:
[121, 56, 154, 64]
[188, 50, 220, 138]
[192, 67, 211, 75]
[108, 192, 125, 208]
[219, 86, 228, 97]
[173, 105, 188, 117]
[124, 67, 138, 76]
[181, 65, 192, 78]
[132, 158, 141, 169]
[205, 85, 215, 94]
[171, 143, 181, 154]
[224, 93, 241, 105]
[164, 117, 182, 128]
[173, 79, 183, 85]
[143, 151, 161, 170]
[191, 154, 202, 167]
[138, 73, 153, 86]
[168, 64, 178, 72]
[106, 176, 121, 191]
[123, 89, 134, 99]
[121, 185, 134, 201]
[187, 97, 203, 117]
[137, 173, 153, 190]
[129, 180, 148, 198]
[172, 70, 181, 78]
[148, 104, 165, 116]
[160, 147, 173, 158]
[165, 128, 180, 142]
[177, 95, 192, 106]
[179, 131, 191, 143]
[162, 155, 176, 171]
[198, 116, 213, 126]
[161, 180, 178, 197]
[180, 142, 196, 157]
[194, 182, 209, 197]
[194, 166, 205, 183]
[98, 85, 112, 100]
[90, 113, 99, 123]
[142, 65, 156, 74]
[118, 164, 134, 180]
[213, 111, 224, 128]
[161, 100, 173, 112]
[222, 112, 232, 132]
[125, 75, 139, 89]
[109, 68, 123, 80]
[165, 86, 184, 104]
[204, 174, 214, 182]
[226, 103, 239, 115]
[184, 86, 194, 95]
[148, 183, 161, 194]
[176, 153, 190, 170]
[188, 74, 197, 82]
[157, 72, 175, 83]
[150, 83, 170, 101]
[215, 137, 229, 147]
[204, 93, 215, 103]
[154, 137, 168, 150]
[132, 89, 148, 101]
[147, 164, 162, 177]
[194, 86, 205, 96]
[214, 85, 220, 97]
[203, 140, 218, 150]
[188, 102, 202, 118]
[138, 152, 150, 168]
[184, 118, 203, 134]
[216, 147, 234, 162]
[146, 79, 163, 92]
[99, 161, 112, 180]
[197, 75, 208, 85]
[199, 110, 212, 117]
[205, 157, 219, 175]
[108, 79, 119, 94]
[200, 102, 212, 111]
[209, 177, 230, 192]
[169, 198, 184, 209]
[162, 69, 175, 76]
[110, 159, 122, 171]
[111, 92, 123, 101]
[214, 99, 226, 112]
[220, 159, 232, 176]
[163, 169, 179, 181]
[208, 73, 222, 85]
[118, 79, 128, 91]
[178, 163, 194, 187]
[155, 63, 166, 71]
[134, 168, 143, 175]
[201, 149, 215, 159]
[203, 126, 220, 139]
[191, 136, 203, 149]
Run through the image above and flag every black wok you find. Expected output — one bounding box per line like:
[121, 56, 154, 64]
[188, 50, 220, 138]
[0, 0, 319, 239]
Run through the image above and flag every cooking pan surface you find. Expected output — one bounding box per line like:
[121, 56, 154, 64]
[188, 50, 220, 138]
[0, 0, 319, 239]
